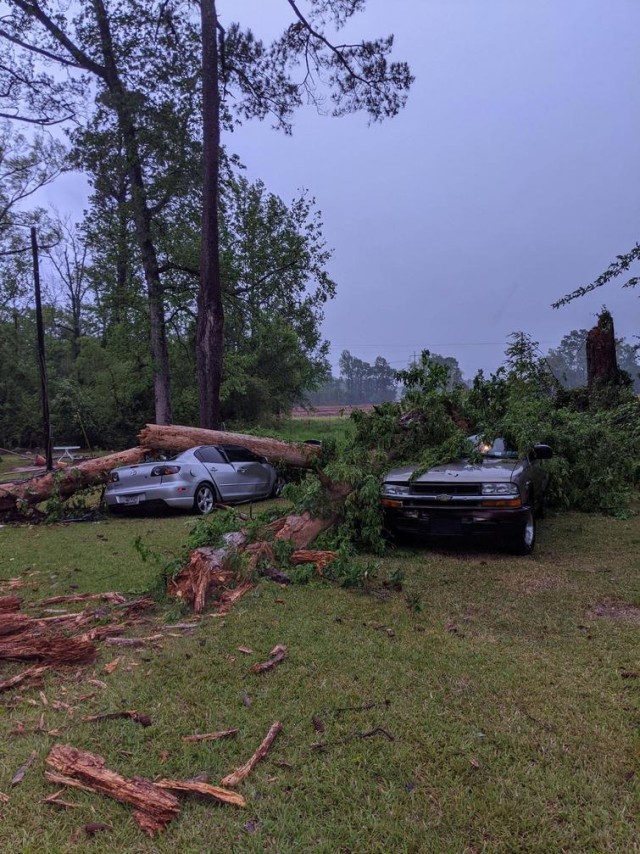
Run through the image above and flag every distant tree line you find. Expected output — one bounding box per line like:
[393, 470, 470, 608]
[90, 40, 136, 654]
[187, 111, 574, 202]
[307, 350, 468, 406]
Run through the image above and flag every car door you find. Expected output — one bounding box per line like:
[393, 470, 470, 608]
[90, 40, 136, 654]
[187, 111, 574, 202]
[221, 446, 272, 500]
[194, 446, 243, 502]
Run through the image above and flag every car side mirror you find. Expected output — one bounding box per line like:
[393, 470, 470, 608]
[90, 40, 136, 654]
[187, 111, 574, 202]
[532, 444, 553, 460]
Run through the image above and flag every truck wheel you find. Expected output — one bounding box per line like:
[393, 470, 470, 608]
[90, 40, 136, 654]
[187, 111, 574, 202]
[509, 509, 536, 555]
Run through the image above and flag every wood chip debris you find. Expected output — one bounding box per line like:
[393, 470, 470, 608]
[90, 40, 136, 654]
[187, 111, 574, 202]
[11, 750, 37, 787]
[103, 657, 122, 674]
[0, 665, 48, 693]
[221, 721, 282, 788]
[250, 644, 288, 674]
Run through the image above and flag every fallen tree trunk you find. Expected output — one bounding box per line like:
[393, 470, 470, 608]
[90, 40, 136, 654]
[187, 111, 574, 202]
[138, 423, 321, 468]
[0, 447, 148, 516]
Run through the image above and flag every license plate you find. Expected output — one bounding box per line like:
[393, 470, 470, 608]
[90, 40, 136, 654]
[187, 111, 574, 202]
[121, 495, 142, 506]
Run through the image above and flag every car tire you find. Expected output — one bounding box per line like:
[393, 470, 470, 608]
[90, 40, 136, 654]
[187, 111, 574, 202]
[193, 482, 217, 515]
[509, 509, 536, 555]
[271, 475, 286, 498]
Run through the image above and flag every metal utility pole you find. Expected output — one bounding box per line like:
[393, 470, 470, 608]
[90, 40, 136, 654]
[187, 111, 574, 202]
[31, 226, 53, 471]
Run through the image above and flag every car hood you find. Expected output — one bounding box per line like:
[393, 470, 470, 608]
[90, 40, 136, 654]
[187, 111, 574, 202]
[384, 457, 519, 484]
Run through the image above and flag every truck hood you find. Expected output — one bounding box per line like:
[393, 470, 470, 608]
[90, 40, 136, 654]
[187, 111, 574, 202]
[383, 457, 519, 485]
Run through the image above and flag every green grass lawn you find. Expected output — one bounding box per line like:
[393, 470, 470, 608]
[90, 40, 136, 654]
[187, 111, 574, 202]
[244, 416, 355, 445]
[1, 504, 639, 852]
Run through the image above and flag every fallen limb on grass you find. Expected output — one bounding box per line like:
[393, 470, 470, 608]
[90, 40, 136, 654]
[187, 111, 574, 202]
[45, 744, 180, 836]
[220, 721, 282, 788]
[181, 729, 238, 743]
[250, 644, 288, 674]
[155, 779, 245, 807]
[81, 710, 152, 727]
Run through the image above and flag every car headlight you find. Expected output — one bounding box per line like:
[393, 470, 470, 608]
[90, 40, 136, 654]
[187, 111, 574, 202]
[381, 484, 411, 497]
[481, 482, 519, 496]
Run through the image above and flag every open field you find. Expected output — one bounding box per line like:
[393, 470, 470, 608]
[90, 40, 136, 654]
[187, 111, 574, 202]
[1, 501, 639, 852]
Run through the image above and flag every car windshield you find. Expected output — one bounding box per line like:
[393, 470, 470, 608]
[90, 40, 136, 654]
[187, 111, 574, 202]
[467, 435, 519, 460]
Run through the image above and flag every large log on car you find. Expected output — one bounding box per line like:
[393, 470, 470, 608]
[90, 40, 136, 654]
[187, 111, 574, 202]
[138, 424, 320, 468]
[0, 448, 148, 516]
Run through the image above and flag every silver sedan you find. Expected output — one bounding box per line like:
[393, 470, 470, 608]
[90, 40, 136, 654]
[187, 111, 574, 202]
[104, 444, 282, 514]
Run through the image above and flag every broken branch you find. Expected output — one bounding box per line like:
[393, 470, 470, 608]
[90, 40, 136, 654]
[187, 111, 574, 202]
[220, 721, 282, 788]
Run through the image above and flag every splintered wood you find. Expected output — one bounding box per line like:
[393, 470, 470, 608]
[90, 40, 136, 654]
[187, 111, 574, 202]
[0, 595, 157, 675]
[0, 595, 21, 612]
[0, 665, 49, 693]
[46, 744, 180, 836]
[220, 721, 282, 788]
[155, 779, 245, 807]
[167, 531, 253, 614]
[290, 549, 338, 577]
[45, 743, 245, 836]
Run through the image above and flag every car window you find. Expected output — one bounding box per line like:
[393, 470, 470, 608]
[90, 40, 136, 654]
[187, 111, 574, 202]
[221, 445, 263, 463]
[195, 446, 225, 464]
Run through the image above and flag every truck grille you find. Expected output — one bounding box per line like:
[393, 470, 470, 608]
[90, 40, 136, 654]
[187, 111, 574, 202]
[410, 483, 482, 496]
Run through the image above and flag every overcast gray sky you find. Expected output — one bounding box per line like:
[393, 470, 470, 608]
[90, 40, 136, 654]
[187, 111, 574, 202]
[228, 0, 640, 379]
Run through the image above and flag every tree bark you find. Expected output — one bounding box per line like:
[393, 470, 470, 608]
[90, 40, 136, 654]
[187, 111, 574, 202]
[198, 0, 224, 428]
[0, 447, 147, 516]
[586, 310, 619, 387]
[137, 423, 321, 468]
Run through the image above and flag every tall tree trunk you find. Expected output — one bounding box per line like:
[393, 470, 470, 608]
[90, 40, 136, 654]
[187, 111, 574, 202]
[198, 0, 224, 429]
[91, 0, 173, 425]
[586, 310, 619, 387]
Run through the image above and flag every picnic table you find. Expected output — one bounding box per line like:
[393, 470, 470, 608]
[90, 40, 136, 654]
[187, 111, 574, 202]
[53, 445, 81, 462]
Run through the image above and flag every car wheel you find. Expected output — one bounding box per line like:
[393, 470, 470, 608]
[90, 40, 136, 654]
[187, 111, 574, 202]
[193, 482, 216, 515]
[509, 509, 536, 555]
[271, 475, 286, 498]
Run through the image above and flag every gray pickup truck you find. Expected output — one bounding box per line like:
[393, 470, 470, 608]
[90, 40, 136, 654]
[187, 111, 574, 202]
[380, 437, 552, 554]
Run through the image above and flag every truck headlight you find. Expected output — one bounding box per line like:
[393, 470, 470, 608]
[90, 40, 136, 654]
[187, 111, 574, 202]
[481, 483, 519, 496]
[381, 484, 411, 497]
